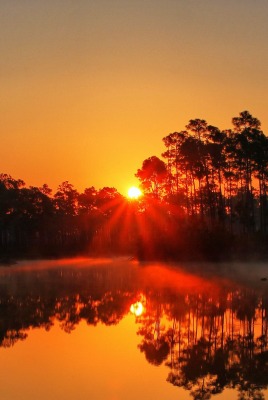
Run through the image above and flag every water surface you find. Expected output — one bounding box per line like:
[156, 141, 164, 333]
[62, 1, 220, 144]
[0, 258, 267, 400]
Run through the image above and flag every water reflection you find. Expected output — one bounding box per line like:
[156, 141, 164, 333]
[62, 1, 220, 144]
[0, 259, 267, 399]
[130, 301, 144, 317]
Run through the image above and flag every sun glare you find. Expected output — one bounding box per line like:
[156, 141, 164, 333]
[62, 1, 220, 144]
[127, 186, 142, 199]
[130, 301, 144, 317]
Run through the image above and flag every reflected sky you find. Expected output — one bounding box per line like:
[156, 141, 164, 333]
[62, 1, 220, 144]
[0, 258, 267, 400]
[0, 319, 181, 400]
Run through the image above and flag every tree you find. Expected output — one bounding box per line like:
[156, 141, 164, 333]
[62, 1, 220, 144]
[186, 118, 208, 141]
[136, 156, 169, 198]
[162, 131, 188, 196]
[230, 111, 263, 233]
[232, 110, 261, 133]
[54, 181, 78, 216]
[78, 186, 97, 214]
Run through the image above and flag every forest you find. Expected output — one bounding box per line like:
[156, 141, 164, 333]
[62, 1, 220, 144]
[1, 110, 268, 261]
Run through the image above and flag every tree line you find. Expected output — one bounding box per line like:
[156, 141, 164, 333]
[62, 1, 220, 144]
[0, 176, 127, 258]
[135, 110, 268, 260]
[1, 110, 268, 260]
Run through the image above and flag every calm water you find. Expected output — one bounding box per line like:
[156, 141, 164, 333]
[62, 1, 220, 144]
[0, 258, 268, 400]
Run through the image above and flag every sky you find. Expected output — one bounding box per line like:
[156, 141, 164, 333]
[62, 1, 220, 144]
[1, 0, 268, 196]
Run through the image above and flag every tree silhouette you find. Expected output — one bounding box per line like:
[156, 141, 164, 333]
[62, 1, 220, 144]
[1, 110, 268, 260]
[135, 156, 169, 198]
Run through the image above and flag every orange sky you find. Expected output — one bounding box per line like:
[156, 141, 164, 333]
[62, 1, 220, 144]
[1, 1, 268, 196]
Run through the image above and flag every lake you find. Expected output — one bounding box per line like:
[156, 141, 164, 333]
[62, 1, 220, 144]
[0, 258, 267, 400]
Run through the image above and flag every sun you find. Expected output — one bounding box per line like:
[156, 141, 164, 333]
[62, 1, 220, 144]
[130, 301, 144, 316]
[127, 186, 142, 199]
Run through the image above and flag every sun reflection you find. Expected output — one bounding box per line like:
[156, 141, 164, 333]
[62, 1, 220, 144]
[130, 301, 144, 317]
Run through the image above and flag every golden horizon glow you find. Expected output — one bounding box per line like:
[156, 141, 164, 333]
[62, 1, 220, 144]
[127, 186, 142, 199]
[1, 2, 268, 193]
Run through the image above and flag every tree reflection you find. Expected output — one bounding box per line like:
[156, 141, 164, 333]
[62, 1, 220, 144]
[138, 336, 170, 366]
[0, 262, 267, 399]
[163, 286, 268, 400]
